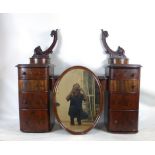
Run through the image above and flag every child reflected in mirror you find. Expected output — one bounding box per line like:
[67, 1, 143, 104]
[66, 83, 88, 125]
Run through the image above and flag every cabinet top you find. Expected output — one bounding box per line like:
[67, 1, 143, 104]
[16, 64, 53, 68]
[107, 64, 142, 69]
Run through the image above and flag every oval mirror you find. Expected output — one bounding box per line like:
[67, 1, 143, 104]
[53, 66, 102, 134]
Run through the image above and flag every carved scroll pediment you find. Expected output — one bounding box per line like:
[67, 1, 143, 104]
[101, 29, 127, 58]
[32, 29, 58, 58]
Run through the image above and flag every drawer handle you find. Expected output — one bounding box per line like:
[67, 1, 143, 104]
[131, 73, 135, 77]
[22, 72, 26, 75]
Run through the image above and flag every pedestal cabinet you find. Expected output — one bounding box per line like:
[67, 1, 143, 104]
[105, 64, 141, 132]
[16, 29, 57, 132]
[17, 64, 54, 132]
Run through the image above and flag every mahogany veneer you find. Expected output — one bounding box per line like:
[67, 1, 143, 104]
[105, 64, 141, 132]
[17, 65, 53, 132]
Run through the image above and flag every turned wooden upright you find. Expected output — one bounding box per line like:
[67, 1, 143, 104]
[101, 30, 141, 132]
[16, 30, 58, 132]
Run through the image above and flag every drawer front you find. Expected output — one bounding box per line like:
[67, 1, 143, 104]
[19, 92, 49, 109]
[109, 80, 121, 92]
[18, 68, 49, 79]
[19, 80, 48, 92]
[109, 94, 139, 110]
[110, 68, 140, 80]
[20, 109, 50, 132]
[109, 80, 139, 93]
[108, 111, 138, 132]
[124, 80, 139, 93]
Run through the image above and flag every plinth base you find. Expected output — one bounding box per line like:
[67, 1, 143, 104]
[30, 58, 50, 65]
[108, 58, 129, 65]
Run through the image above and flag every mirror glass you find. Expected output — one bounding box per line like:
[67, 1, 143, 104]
[54, 66, 102, 134]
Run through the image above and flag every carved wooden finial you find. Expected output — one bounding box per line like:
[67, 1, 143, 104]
[101, 29, 128, 64]
[32, 29, 58, 58]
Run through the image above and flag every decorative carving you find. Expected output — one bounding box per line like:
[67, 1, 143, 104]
[33, 29, 58, 58]
[101, 29, 126, 58]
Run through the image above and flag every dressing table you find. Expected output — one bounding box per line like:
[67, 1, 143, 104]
[16, 30, 141, 134]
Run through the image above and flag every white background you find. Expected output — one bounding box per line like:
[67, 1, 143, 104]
[0, 0, 155, 142]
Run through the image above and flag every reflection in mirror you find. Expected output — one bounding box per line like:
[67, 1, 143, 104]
[55, 67, 102, 134]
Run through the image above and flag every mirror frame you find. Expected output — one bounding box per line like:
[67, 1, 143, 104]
[53, 66, 103, 135]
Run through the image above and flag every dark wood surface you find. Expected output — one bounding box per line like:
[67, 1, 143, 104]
[109, 80, 140, 93]
[19, 80, 49, 92]
[107, 64, 142, 68]
[33, 29, 58, 58]
[105, 64, 141, 132]
[17, 65, 53, 132]
[109, 94, 139, 110]
[108, 110, 138, 132]
[18, 67, 49, 80]
[16, 64, 50, 68]
[109, 68, 140, 80]
[20, 109, 50, 132]
[19, 92, 49, 109]
[101, 30, 129, 64]
[101, 30, 126, 58]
